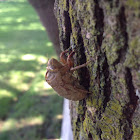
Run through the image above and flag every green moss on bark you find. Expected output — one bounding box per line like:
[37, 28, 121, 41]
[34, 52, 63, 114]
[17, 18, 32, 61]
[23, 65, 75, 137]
[125, 37, 140, 69]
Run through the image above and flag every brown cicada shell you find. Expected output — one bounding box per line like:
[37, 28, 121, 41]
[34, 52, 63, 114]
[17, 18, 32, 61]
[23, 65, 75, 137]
[45, 50, 88, 101]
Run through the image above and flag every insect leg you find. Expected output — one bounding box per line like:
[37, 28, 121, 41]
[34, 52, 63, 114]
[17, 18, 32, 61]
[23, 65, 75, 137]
[67, 51, 75, 68]
[70, 61, 90, 71]
[60, 50, 69, 65]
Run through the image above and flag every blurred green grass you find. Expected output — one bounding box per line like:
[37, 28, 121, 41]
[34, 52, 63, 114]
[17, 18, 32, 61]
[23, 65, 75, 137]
[0, 0, 63, 139]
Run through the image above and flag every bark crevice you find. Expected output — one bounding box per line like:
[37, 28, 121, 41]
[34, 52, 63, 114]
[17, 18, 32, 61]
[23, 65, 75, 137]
[62, 9, 72, 50]
[122, 68, 138, 139]
[94, 0, 111, 112]
[102, 54, 111, 111]
[113, 6, 128, 66]
[73, 21, 90, 139]
[94, 0, 104, 48]
[76, 21, 90, 89]
[88, 132, 93, 140]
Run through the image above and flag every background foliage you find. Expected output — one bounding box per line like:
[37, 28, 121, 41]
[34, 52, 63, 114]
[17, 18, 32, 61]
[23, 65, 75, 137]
[0, 0, 63, 139]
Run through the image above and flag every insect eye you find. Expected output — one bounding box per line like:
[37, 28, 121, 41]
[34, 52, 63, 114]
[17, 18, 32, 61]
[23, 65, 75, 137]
[48, 66, 54, 70]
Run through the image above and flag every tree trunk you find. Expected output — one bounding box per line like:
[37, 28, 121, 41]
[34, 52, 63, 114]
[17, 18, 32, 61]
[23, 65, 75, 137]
[28, 0, 61, 56]
[55, 0, 140, 139]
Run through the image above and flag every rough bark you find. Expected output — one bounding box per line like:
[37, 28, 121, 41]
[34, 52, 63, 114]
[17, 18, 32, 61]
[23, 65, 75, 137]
[55, 0, 140, 139]
[28, 0, 61, 56]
